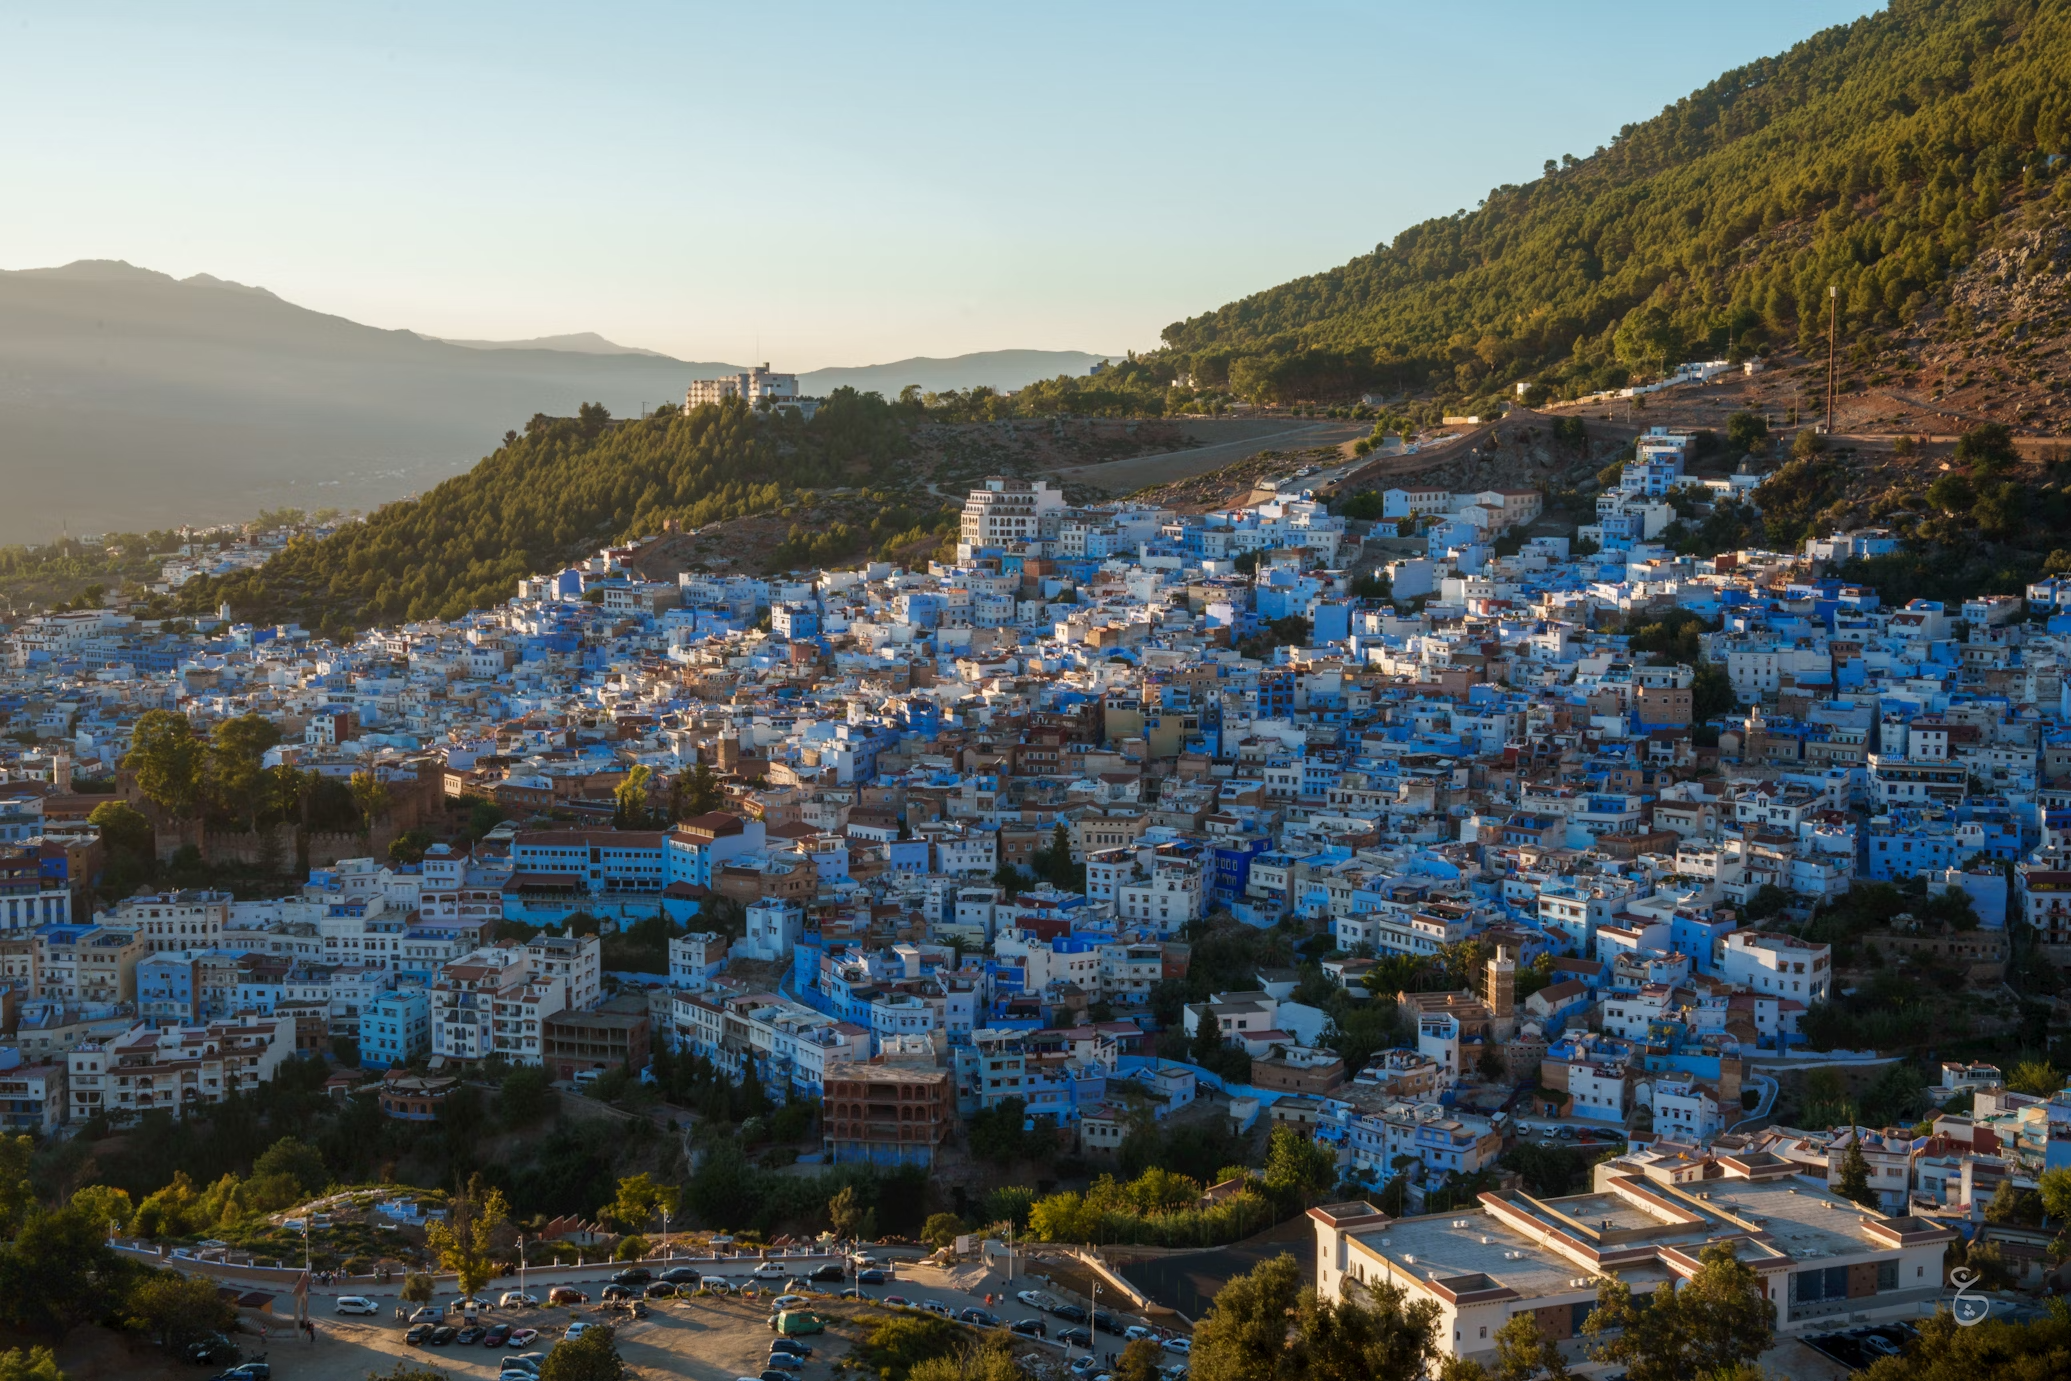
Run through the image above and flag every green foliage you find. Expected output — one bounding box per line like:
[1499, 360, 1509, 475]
[497, 1065, 556, 1128]
[124, 1269, 237, 1350]
[1026, 1169, 1276, 1248]
[2006, 1059, 2064, 1095]
[1860, 1304, 2071, 1381]
[1262, 1124, 1336, 1206]
[1837, 1138, 1878, 1206]
[251, 1135, 327, 1198]
[1336, 490, 1388, 521]
[179, 393, 913, 627]
[600, 1172, 678, 1234]
[1584, 1242, 1773, 1381]
[0, 1349, 64, 1381]
[968, 1098, 1050, 1166]
[1162, 2, 2071, 405]
[854, 1313, 967, 1380]
[0, 1207, 134, 1338]
[920, 1212, 965, 1248]
[538, 1322, 625, 1381]
[1753, 456, 1846, 553]
[1725, 411, 1770, 454]
[401, 1272, 435, 1303]
[1190, 1251, 1440, 1381]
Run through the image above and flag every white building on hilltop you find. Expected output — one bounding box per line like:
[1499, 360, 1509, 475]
[960, 478, 1066, 552]
[686, 364, 799, 411]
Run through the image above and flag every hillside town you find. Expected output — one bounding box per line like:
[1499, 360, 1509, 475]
[3, 426, 2070, 1359]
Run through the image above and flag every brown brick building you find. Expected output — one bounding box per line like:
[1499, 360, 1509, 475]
[542, 1007, 652, 1080]
[822, 1062, 953, 1168]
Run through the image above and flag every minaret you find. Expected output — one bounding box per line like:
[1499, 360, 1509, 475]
[1486, 943, 1517, 1043]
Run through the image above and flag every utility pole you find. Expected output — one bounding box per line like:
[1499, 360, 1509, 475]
[1825, 284, 1838, 435]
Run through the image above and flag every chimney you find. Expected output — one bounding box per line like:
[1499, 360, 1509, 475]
[1486, 943, 1517, 1042]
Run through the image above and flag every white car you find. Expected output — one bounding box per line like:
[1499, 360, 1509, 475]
[334, 1296, 378, 1315]
[1125, 1326, 1154, 1343]
[409, 1306, 445, 1324]
[1016, 1290, 1048, 1309]
[1164, 1338, 1192, 1355]
[751, 1262, 787, 1280]
[767, 1295, 810, 1314]
[565, 1322, 595, 1341]
[500, 1292, 538, 1308]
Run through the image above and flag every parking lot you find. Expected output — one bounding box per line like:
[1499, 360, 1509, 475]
[1803, 1321, 1919, 1372]
[232, 1252, 1176, 1381]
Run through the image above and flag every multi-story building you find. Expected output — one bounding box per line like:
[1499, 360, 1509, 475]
[104, 890, 230, 953]
[960, 478, 1065, 551]
[822, 1061, 953, 1167]
[1719, 931, 1830, 1003]
[66, 1016, 293, 1125]
[359, 989, 430, 1068]
[36, 924, 144, 1005]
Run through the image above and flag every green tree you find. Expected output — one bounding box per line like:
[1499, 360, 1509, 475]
[1835, 1137, 1877, 1207]
[0, 1349, 64, 1381]
[498, 1065, 556, 1127]
[401, 1273, 435, 1304]
[124, 1270, 237, 1350]
[2006, 1060, 2063, 1096]
[601, 1173, 678, 1235]
[538, 1322, 625, 1381]
[678, 762, 724, 818]
[921, 1213, 966, 1249]
[613, 766, 653, 828]
[126, 710, 206, 824]
[828, 1185, 867, 1241]
[87, 799, 154, 863]
[1583, 1241, 1773, 1381]
[68, 1185, 133, 1237]
[1263, 1123, 1337, 1206]
[0, 1207, 131, 1337]
[208, 714, 282, 830]
[423, 1173, 509, 1298]
[1112, 1338, 1165, 1381]
[252, 1135, 328, 1198]
[1192, 1252, 1439, 1381]
[1954, 423, 2018, 475]
[1724, 412, 1769, 455]
[1860, 1305, 2071, 1381]
[348, 770, 391, 840]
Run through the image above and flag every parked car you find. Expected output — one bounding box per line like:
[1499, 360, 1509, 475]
[564, 1323, 596, 1341]
[764, 1356, 804, 1373]
[1010, 1319, 1047, 1338]
[771, 1311, 826, 1336]
[428, 1326, 457, 1346]
[1163, 1338, 1192, 1355]
[410, 1307, 446, 1325]
[645, 1283, 678, 1299]
[920, 1300, 954, 1317]
[482, 1325, 511, 1348]
[783, 1278, 816, 1295]
[456, 1327, 485, 1346]
[770, 1339, 813, 1358]
[547, 1288, 588, 1306]
[700, 1280, 734, 1296]
[600, 1285, 635, 1302]
[500, 1292, 539, 1308]
[960, 1308, 998, 1327]
[751, 1262, 788, 1280]
[455, 1297, 491, 1313]
[612, 1268, 653, 1287]
[506, 1333, 541, 1349]
[405, 1326, 433, 1348]
[838, 1288, 863, 1299]
[1058, 1328, 1092, 1349]
[499, 1355, 543, 1374]
[883, 1296, 913, 1309]
[208, 1365, 268, 1381]
[808, 1263, 846, 1283]
[759, 1372, 796, 1381]
[1557, 1126, 1576, 1140]
[1124, 1326, 1154, 1343]
[659, 1266, 702, 1285]
[768, 1295, 810, 1314]
[858, 1268, 888, 1285]
[1094, 1310, 1125, 1335]
[1052, 1304, 1087, 1324]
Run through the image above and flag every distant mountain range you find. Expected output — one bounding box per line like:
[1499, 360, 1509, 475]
[0, 259, 1112, 544]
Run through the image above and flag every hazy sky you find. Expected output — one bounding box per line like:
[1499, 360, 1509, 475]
[2, 1, 1879, 370]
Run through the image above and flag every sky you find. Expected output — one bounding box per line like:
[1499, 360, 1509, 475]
[0, 1, 1881, 371]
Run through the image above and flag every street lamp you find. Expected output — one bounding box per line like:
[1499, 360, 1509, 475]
[660, 1208, 671, 1260]
[518, 1235, 527, 1302]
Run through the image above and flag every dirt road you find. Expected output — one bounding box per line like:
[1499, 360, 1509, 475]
[1052, 419, 1368, 494]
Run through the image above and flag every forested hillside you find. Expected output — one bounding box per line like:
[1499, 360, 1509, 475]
[180, 390, 912, 630]
[1158, 0, 2071, 408]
